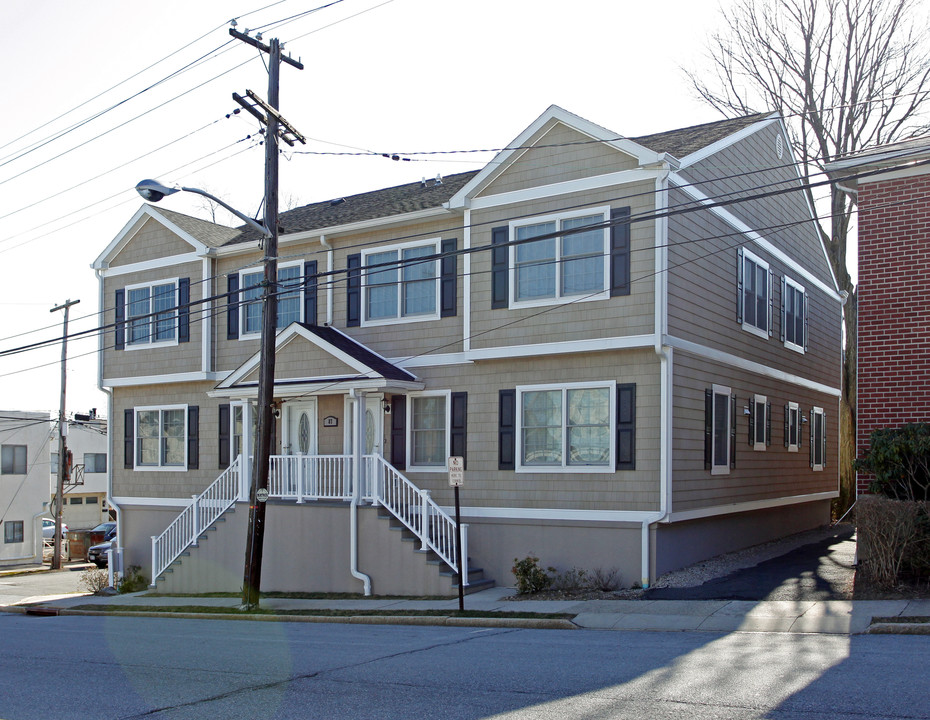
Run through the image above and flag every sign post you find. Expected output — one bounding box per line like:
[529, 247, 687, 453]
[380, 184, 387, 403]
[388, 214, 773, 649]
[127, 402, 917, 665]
[448, 456, 465, 611]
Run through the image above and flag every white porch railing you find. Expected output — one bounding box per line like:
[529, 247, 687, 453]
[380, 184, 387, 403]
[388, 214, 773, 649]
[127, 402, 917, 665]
[150, 456, 241, 585]
[268, 455, 353, 501]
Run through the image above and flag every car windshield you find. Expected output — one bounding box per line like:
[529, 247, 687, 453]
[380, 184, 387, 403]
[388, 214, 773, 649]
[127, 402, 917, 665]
[91, 523, 114, 532]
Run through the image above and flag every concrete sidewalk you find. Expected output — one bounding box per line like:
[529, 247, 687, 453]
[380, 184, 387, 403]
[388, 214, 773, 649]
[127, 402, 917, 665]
[4, 585, 929, 635]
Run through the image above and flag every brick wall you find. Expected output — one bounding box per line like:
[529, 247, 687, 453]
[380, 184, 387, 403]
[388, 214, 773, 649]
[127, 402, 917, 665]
[857, 172, 930, 492]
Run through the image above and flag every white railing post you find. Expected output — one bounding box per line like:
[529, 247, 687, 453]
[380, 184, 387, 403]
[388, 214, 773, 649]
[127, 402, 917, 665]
[191, 494, 200, 547]
[460, 523, 469, 586]
[150, 536, 158, 589]
[238, 454, 249, 501]
[370, 456, 381, 507]
[419, 488, 431, 550]
[297, 456, 305, 503]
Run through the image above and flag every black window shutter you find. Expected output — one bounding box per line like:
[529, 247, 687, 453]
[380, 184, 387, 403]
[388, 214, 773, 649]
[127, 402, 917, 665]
[441, 238, 457, 317]
[491, 226, 509, 309]
[736, 248, 744, 324]
[347, 253, 361, 326]
[766, 401, 772, 446]
[803, 292, 809, 352]
[450, 391, 467, 467]
[748, 398, 755, 446]
[187, 406, 199, 470]
[390, 395, 406, 470]
[178, 277, 191, 343]
[780, 276, 787, 342]
[704, 389, 713, 470]
[218, 404, 230, 469]
[616, 383, 636, 470]
[822, 413, 827, 467]
[784, 404, 790, 448]
[227, 275, 240, 340]
[610, 206, 631, 296]
[499, 389, 516, 470]
[304, 260, 318, 326]
[124, 409, 134, 469]
[730, 394, 737, 469]
[114, 289, 125, 350]
[768, 269, 775, 336]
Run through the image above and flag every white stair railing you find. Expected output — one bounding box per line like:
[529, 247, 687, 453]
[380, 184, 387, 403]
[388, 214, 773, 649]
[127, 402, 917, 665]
[369, 455, 467, 583]
[150, 456, 241, 585]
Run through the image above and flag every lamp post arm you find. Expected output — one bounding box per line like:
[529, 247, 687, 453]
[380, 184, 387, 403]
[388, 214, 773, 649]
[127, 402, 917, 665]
[180, 186, 271, 238]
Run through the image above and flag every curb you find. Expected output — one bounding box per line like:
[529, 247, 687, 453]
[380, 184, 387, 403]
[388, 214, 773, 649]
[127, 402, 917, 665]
[866, 622, 930, 635]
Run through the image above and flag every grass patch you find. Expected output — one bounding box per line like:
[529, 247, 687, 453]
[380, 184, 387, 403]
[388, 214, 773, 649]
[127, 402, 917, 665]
[66, 604, 572, 620]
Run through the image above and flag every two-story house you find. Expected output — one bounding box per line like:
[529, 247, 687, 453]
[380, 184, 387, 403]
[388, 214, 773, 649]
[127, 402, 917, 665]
[1, 411, 52, 567]
[94, 106, 843, 594]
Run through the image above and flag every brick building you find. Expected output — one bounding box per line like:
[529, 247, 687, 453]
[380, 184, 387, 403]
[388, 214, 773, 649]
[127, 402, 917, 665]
[828, 139, 930, 493]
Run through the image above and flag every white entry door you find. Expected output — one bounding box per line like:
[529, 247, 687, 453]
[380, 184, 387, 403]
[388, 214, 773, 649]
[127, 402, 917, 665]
[344, 396, 384, 457]
[287, 401, 318, 456]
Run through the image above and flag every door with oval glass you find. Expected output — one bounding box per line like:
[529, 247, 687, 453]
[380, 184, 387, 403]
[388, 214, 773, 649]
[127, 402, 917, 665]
[285, 400, 317, 496]
[345, 396, 384, 498]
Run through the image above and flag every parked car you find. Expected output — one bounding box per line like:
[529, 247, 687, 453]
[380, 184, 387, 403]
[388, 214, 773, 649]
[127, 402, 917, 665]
[87, 527, 117, 568]
[41, 518, 68, 539]
[84, 522, 117, 562]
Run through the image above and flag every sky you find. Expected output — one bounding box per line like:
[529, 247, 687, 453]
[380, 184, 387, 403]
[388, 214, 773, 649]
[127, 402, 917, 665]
[0, 0, 833, 419]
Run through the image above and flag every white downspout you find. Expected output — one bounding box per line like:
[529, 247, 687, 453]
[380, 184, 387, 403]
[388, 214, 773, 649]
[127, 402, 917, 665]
[642, 165, 673, 589]
[348, 389, 372, 595]
[320, 235, 334, 326]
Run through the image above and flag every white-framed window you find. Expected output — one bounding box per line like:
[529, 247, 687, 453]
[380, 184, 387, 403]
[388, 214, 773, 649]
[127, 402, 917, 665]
[84, 453, 107, 473]
[711, 384, 732, 475]
[516, 381, 615, 473]
[362, 239, 440, 325]
[407, 391, 450, 469]
[785, 401, 800, 452]
[811, 406, 826, 471]
[739, 248, 771, 338]
[783, 277, 807, 353]
[240, 262, 303, 337]
[4, 520, 24, 544]
[134, 405, 187, 470]
[125, 279, 178, 348]
[751, 394, 768, 451]
[510, 207, 610, 307]
[1, 445, 27, 475]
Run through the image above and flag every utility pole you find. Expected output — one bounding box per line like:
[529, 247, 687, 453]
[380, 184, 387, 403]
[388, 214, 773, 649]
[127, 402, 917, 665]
[229, 28, 304, 610]
[50, 298, 79, 570]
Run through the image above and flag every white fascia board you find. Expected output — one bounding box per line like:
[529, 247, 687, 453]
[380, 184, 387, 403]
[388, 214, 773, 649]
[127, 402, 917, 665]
[392, 334, 656, 368]
[670, 174, 842, 300]
[103, 371, 222, 388]
[447, 105, 662, 209]
[111, 496, 194, 509]
[208, 379, 424, 399]
[667, 491, 837, 523]
[98, 252, 203, 277]
[466, 168, 661, 211]
[668, 335, 842, 396]
[677, 113, 780, 169]
[826, 142, 930, 173]
[455, 506, 656, 524]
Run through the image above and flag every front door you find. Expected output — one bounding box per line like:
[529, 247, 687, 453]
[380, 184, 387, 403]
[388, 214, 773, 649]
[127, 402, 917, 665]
[282, 401, 317, 497]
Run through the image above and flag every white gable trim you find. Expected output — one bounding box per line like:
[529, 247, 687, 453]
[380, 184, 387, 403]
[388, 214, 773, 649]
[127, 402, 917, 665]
[447, 105, 663, 209]
[99, 253, 203, 277]
[677, 113, 780, 169]
[93, 205, 212, 269]
[103, 371, 223, 387]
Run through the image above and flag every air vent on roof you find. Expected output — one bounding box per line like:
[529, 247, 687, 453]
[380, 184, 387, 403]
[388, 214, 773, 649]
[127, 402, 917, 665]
[330, 197, 346, 206]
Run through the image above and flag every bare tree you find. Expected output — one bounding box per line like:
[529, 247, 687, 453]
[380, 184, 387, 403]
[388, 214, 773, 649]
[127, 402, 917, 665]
[688, 0, 930, 509]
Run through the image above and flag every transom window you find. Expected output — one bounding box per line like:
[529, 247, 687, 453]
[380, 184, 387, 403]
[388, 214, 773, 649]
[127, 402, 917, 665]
[135, 406, 186, 469]
[126, 280, 177, 346]
[511, 209, 609, 306]
[517, 382, 615, 472]
[783, 277, 806, 352]
[407, 392, 449, 468]
[1, 445, 27, 475]
[240, 263, 302, 336]
[363, 240, 439, 324]
[739, 249, 771, 337]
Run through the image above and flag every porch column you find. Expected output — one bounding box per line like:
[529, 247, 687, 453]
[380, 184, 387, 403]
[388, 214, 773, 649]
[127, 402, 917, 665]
[351, 389, 368, 500]
[240, 401, 253, 502]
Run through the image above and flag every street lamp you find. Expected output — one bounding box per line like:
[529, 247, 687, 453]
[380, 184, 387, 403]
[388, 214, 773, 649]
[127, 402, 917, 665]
[135, 180, 271, 237]
[134, 176, 279, 611]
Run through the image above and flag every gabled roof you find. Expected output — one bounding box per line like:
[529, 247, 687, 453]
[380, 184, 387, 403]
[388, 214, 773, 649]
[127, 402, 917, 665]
[630, 113, 771, 158]
[151, 206, 244, 248]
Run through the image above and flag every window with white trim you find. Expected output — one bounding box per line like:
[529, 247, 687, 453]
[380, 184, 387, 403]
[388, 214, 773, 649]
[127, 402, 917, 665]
[511, 208, 609, 306]
[135, 406, 187, 469]
[710, 384, 732, 475]
[231, 402, 257, 460]
[783, 277, 807, 352]
[751, 394, 768, 451]
[811, 406, 826, 471]
[785, 402, 800, 452]
[517, 381, 615, 472]
[407, 391, 449, 469]
[4, 520, 24, 544]
[1, 445, 27, 475]
[738, 248, 771, 337]
[84, 453, 107, 473]
[240, 262, 303, 337]
[363, 239, 440, 324]
[126, 279, 178, 347]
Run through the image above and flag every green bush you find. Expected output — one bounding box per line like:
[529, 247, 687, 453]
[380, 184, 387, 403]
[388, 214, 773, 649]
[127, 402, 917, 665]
[855, 424, 930, 501]
[511, 555, 553, 594]
[117, 565, 148, 594]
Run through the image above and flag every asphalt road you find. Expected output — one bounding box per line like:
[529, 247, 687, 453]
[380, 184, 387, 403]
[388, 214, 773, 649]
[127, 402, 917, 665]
[1, 613, 929, 719]
[645, 525, 857, 601]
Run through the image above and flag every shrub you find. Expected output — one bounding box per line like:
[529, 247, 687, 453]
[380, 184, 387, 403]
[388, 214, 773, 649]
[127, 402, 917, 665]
[78, 567, 110, 594]
[857, 494, 930, 588]
[588, 567, 622, 592]
[855, 424, 930, 501]
[549, 567, 588, 592]
[117, 565, 148, 594]
[511, 555, 553, 594]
